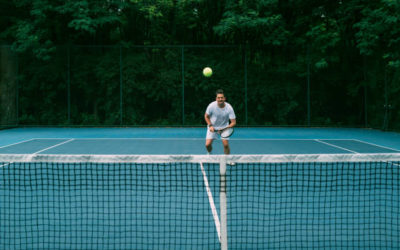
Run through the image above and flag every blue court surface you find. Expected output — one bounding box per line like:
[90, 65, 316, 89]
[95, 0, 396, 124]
[1, 127, 400, 154]
[1, 127, 400, 249]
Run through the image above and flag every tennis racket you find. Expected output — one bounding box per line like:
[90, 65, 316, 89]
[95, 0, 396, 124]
[218, 127, 234, 138]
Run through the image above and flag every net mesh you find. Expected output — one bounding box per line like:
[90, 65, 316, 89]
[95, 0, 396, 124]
[228, 161, 400, 249]
[0, 154, 399, 249]
[0, 161, 220, 249]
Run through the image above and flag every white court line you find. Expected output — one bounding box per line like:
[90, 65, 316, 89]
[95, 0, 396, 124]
[314, 139, 359, 154]
[0, 139, 36, 167]
[32, 138, 205, 140]
[199, 162, 221, 242]
[33, 139, 75, 154]
[352, 139, 400, 152]
[0, 163, 10, 168]
[30, 138, 360, 141]
[0, 138, 36, 149]
[31, 137, 383, 142]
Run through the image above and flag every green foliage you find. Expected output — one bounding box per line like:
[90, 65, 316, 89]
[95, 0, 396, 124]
[354, 0, 400, 66]
[1, 0, 399, 129]
[214, 0, 288, 45]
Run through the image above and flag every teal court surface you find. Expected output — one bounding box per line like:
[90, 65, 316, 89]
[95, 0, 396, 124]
[1, 127, 400, 154]
[0, 127, 399, 249]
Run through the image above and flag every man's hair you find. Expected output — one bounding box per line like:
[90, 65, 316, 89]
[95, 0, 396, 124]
[216, 89, 224, 96]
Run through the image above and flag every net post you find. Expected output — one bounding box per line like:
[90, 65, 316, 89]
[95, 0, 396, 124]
[220, 156, 228, 250]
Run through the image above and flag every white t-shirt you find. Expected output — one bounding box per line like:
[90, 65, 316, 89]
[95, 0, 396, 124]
[205, 101, 236, 130]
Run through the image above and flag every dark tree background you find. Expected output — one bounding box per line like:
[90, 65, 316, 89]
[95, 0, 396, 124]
[0, 0, 398, 129]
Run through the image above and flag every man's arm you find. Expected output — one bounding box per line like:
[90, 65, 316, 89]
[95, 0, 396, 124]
[228, 119, 236, 128]
[204, 113, 215, 132]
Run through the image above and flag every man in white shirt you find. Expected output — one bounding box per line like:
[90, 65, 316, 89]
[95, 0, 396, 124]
[204, 89, 236, 154]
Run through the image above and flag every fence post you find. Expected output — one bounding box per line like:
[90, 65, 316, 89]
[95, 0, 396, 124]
[67, 45, 71, 124]
[181, 46, 185, 125]
[243, 44, 248, 125]
[120, 45, 123, 125]
[307, 44, 311, 126]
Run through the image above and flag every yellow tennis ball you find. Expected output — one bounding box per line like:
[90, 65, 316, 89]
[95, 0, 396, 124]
[203, 67, 212, 77]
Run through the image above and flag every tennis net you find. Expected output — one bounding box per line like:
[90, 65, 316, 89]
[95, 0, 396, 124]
[0, 154, 399, 249]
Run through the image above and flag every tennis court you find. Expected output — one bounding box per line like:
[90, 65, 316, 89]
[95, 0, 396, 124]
[3, 1, 400, 249]
[1, 127, 400, 155]
[0, 127, 399, 249]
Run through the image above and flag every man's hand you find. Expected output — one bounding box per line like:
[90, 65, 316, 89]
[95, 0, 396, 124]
[209, 125, 215, 132]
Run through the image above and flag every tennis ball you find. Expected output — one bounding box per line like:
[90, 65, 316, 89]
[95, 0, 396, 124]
[203, 67, 212, 77]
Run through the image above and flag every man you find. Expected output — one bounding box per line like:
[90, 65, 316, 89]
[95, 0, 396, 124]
[204, 89, 236, 154]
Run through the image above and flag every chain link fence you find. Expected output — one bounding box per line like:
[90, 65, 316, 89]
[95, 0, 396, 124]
[1, 45, 396, 130]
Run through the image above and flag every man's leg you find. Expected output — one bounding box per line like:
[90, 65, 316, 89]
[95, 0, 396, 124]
[205, 139, 213, 154]
[222, 140, 230, 155]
